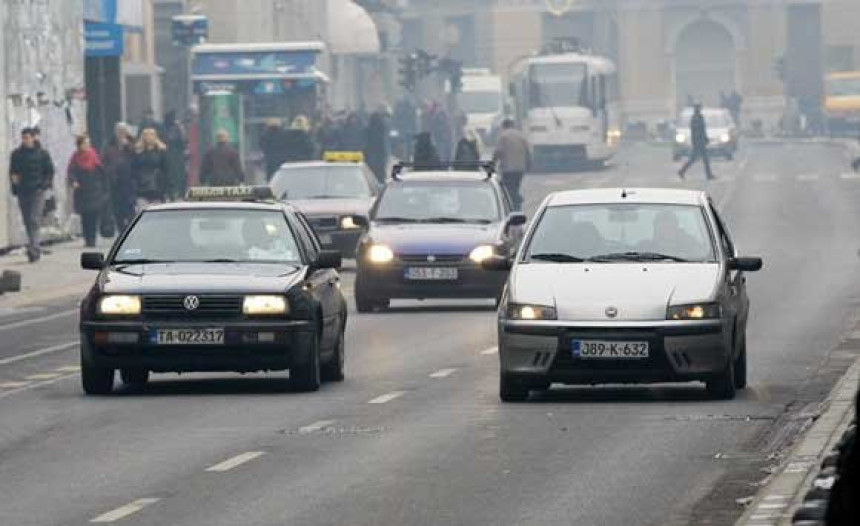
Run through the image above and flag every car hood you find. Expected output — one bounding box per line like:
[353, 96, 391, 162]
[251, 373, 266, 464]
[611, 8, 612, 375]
[369, 223, 499, 255]
[511, 263, 721, 321]
[99, 263, 305, 295]
[289, 198, 374, 217]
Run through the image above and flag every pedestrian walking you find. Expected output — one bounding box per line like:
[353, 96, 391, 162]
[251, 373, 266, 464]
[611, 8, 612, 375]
[455, 129, 481, 165]
[68, 134, 108, 248]
[339, 113, 365, 152]
[260, 118, 290, 180]
[413, 132, 441, 169]
[8, 128, 54, 262]
[393, 97, 417, 160]
[163, 110, 188, 199]
[315, 115, 341, 156]
[133, 128, 170, 208]
[493, 119, 531, 210]
[364, 111, 389, 184]
[429, 103, 453, 161]
[102, 122, 137, 230]
[284, 115, 315, 163]
[678, 104, 715, 180]
[137, 108, 163, 139]
[200, 129, 244, 186]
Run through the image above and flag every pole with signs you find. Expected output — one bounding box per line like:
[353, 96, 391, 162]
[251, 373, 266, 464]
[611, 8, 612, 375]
[172, 14, 209, 109]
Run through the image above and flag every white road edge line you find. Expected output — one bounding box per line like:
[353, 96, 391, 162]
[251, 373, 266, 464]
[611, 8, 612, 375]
[0, 308, 77, 332]
[429, 368, 458, 379]
[0, 341, 77, 366]
[480, 347, 498, 356]
[368, 391, 406, 404]
[0, 372, 79, 400]
[205, 451, 266, 473]
[299, 420, 335, 434]
[90, 498, 160, 523]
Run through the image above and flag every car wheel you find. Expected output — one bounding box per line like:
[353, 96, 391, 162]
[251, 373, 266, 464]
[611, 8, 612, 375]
[322, 326, 345, 383]
[499, 374, 529, 402]
[734, 332, 748, 390]
[120, 368, 149, 388]
[292, 334, 321, 392]
[81, 355, 114, 396]
[706, 358, 737, 400]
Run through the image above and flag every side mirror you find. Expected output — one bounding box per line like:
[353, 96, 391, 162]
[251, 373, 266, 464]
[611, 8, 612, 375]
[314, 250, 342, 270]
[481, 255, 513, 272]
[505, 212, 527, 228]
[728, 257, 763, 272]
[81, 252, 105, 270]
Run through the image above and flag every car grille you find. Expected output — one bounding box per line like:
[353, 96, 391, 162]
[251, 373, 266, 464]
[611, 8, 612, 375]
[307, 216, 338, 230]
[142, 295, 243, 319]
[398, 254, 465, 263]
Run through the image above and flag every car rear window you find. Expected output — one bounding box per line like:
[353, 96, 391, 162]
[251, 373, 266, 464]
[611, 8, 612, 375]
[271, 165, 372, 200]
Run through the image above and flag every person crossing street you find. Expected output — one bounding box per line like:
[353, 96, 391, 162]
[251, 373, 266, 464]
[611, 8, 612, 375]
[8, 128, 55, 262]
[679, 104, 715, 180]
[493, 119, 531, 210]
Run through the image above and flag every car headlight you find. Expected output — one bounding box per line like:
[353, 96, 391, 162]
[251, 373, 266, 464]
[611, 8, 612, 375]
[98, 295, 141, 316]
[340, 216, 360, 229]
[469, 245, 496, 264]
[675, 133, 687, 143]
[507, 303, 557, 320]
[367, 244, 394, 264]
[243, 295, 288, 315]
[719, 133, 731, 143]
[667, 303, 721, 320]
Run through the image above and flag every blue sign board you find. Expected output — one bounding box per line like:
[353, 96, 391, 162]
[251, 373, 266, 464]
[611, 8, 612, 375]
[192, 51, 318, 78]
[85, 21, 124, 57]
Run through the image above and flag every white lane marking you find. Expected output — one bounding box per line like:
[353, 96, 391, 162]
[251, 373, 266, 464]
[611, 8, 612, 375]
[205, 451, 266, 473]
[0, 341, 77, 366]
[763, 495, 790, 501]
[0, 381, 31, 389]
[0, 309, 77, 332]
[299, 420, 335, 434]
[797, 173, 819, 181]
[90, 498, 160, 523]
[757, 503, 787, 510]
[753, 173, 777, 182]
[25, 373, 62, 381]
[480, 347, 499, 356]
[367, 391, 405, 404]
[0, 372, 79, 400]
[840, 172, 860, 180]
[429, 368, 458, 379]
[54, 365, 81, 373]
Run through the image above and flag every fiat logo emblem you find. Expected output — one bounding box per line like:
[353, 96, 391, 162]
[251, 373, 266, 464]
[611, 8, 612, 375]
[427, 255, 436, 263]
[183, 295, 200, 311]
[605, 306, 618, 318]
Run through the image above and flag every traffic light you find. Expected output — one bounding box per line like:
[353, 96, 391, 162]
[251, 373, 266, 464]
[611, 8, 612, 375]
[399, 53, 418, 92]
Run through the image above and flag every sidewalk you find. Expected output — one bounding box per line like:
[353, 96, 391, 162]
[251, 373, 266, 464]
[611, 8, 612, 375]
[0, 238, 105, 309]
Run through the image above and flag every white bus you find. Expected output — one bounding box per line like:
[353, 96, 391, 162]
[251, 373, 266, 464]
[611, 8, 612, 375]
[457, 69, 505, 146]
[509, 51, 621, 169]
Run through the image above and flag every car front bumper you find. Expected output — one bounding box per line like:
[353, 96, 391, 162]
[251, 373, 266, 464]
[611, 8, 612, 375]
[80, 319, 315, 373]
[499, 319, 730, 385]
[356, 263, 506, 300]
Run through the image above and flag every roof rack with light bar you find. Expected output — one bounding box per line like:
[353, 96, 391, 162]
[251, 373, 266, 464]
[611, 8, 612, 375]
[390, 161, 496, 181]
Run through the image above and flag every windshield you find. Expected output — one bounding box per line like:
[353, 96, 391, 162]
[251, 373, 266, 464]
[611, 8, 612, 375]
[459, 91, 503, 114]
[114, 209, 302, 264]
[374, 182, 500, 223]
[525, 203, 716, 263]
[271, 166, 372, 200]
[528, 63, 587, 109]
[827, 76, 860, 97]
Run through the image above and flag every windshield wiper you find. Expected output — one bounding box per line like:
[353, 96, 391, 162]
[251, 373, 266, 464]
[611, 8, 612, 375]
[201, 258, 241, 263]
[530, 253, 586, 263]
[375, 217, 420, 223]
[590, 252, 689, 263]
[112, 258, 173, 265]
[422, 217, 493, 224]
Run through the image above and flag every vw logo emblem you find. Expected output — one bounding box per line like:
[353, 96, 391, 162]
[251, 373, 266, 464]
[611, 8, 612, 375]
[427, 255, 436, 263]
[183, 295, 200, 311]
[605, 306, 618, 319]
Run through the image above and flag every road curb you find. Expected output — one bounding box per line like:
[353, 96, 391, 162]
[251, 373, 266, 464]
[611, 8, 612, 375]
[734, 357, 860, 526]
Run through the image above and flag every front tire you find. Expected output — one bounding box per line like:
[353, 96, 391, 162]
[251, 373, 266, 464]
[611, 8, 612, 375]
[321, 327, 345, 382]
[706, 358, 737, 400]
[292, 334, 321, 392]
[734, 332, 748, 390]
[500, 374, 529, 402]
[81, 358, 114, 396]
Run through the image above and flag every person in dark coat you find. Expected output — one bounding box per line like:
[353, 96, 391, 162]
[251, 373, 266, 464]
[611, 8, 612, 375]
[8, 128, 54, 262]
[315, 115, 341, 156]
[364, 111, 389, 184]
[133, 127, 170, 207]
[678, 104, 714, 180]
[429, 103, 453, 161]
[413, 132, 441, 169]
[339, 113, 365, 151]
[200, 129, 244, 186]
[163, 110, 187, 199]
[454, 129, 481, 166]
[260, 119, 290, 180]
[283, 115, 315, 163]
[102, 122, 137, 230]
[68, 134, 108, 248]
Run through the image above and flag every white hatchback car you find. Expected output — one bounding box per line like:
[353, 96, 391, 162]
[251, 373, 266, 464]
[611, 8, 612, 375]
[483, 188, 762, 402]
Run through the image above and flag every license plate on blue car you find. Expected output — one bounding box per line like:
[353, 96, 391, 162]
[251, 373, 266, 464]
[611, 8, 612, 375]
[404, 267, 458, 281]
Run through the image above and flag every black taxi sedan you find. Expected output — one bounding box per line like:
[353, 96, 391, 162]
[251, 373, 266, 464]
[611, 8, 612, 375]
[352, 163, 526, 312]
[78, 187, 347, 395]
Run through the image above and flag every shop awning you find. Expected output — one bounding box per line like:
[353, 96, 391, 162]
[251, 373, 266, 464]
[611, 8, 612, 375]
[327, 0, 380, 55]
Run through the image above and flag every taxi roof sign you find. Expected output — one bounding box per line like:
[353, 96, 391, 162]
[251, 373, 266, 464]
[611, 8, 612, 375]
[185, 186, 276, 202]
[323, 151, 364, 163]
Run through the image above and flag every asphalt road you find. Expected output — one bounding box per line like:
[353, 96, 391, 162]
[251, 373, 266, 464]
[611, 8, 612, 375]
[2, 140, 860, 526]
